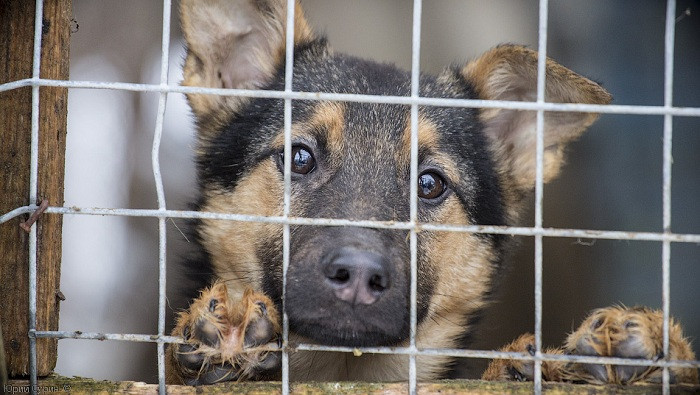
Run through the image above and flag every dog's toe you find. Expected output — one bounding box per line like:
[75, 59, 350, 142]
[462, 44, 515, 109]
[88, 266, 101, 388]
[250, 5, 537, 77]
[243, 301, 278, 347]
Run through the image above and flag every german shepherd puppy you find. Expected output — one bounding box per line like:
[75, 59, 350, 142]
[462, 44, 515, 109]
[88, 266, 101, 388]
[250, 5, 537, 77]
[166, 0, 697, 386]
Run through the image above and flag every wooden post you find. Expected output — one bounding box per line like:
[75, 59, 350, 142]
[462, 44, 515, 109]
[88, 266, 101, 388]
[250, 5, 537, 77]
[0, 0, 71, 377]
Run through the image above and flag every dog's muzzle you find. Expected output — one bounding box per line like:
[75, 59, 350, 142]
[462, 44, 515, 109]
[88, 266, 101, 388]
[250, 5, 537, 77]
[283, 228, 410, 347]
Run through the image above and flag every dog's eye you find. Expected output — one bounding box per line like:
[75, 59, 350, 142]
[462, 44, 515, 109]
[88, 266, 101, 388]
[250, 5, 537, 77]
[418, 171, 446, 200]
[279, 145, 316, 175]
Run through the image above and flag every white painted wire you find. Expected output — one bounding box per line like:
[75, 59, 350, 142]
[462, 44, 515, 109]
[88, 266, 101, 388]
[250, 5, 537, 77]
[4, 205, 700, 243]
[6, 205, 700, 243]
[408, 0, 422, 393]
[153, 1, 172, 394]
[26, 329, 700, 367]
[28, 1, 45, 394]
[533, 0, 549, 393]
[4, 77, 700, 117]
[661, 1, 676, 394]
[282, 0, 296, 393]
[8, 0, 697, 392]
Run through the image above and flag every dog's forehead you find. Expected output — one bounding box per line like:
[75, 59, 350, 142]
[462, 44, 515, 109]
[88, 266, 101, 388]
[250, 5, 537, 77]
[290, 52, 482, 155]
[293, 50, 412, 97]
[336, 103, 406, 155]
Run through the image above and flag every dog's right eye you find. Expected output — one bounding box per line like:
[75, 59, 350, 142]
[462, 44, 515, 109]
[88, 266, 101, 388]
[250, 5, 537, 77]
[278, 145, 316, 175]
[418, 171, 447, 200]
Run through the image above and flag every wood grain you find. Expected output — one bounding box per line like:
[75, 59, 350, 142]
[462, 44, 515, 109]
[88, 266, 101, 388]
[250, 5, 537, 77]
[8, 376, 700, 395]
[0, 0, 71, 377]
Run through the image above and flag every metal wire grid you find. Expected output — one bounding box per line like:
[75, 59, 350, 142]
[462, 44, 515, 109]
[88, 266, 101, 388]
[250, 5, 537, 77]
[1, 0, 699, 394]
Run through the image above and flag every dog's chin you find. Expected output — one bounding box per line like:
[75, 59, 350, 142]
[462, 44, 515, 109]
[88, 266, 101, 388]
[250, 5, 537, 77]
[290, 318, 407, 347]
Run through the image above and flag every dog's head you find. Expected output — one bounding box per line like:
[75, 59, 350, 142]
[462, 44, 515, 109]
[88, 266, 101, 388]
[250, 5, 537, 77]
[181, 0, 610, 348]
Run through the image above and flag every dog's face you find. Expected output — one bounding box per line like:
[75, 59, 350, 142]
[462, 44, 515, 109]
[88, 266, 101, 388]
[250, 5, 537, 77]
[181, 0, 610, 350]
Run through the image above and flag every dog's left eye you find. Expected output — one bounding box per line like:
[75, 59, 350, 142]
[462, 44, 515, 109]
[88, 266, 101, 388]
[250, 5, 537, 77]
[418, 171, 447, 200]
[278, 145, 316, 175]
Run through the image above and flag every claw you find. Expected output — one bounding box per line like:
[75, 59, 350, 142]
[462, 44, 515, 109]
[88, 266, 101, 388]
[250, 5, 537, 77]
[508, 366, 526, 382]
[256, 301, 268, 315]
[526, 343, 536, 356]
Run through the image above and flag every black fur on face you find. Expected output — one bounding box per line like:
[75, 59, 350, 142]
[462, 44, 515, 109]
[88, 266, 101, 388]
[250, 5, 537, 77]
[193, 39, 507, 347]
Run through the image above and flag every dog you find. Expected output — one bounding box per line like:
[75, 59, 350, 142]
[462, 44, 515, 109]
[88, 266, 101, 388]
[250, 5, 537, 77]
[165, 0, 697, 386]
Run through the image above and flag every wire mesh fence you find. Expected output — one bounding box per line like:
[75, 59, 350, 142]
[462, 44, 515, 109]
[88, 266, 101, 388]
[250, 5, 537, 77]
[1, 0, 699, 395]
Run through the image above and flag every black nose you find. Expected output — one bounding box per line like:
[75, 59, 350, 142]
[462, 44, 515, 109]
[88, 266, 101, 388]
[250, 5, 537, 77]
[323, 247, 391, 306]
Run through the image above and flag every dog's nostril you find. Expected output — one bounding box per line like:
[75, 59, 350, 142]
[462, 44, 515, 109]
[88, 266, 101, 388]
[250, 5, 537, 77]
[330, 268, 350, 284]
[369, 274, 387, 292]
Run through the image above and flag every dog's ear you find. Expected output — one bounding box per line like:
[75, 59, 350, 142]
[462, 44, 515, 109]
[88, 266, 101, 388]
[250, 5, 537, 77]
[459, 45, 611, 193]
[180, 0, 313, 122]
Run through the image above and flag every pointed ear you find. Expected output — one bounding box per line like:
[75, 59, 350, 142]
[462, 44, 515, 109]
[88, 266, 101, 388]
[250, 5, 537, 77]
[180, 0, 314, 121]
[460, 45, 611, 193]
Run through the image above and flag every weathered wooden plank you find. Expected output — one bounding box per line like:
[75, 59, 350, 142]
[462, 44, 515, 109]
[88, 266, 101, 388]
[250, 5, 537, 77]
[7, 377, 700, 395]
[0, 0, 71, 377]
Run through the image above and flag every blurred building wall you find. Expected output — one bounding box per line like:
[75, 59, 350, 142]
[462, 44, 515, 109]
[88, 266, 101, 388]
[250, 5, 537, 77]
[57, 0, 699, 382]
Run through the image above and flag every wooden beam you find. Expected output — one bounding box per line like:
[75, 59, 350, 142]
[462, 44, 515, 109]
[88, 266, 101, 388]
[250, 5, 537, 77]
[0, 0, 71, 377]
[7, 377, 700, 395]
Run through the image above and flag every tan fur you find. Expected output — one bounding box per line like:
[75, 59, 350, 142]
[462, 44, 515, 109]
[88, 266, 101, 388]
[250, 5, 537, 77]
[397, 114, 461, 184]
[180, 0, 314, 141]
[482, 333, 566, 382]
[462, 45, 612, 216]
[271, 101, 346, 167]
[420, 197, 494, 343]
[398, 115, 440, 159]
[305, 101, 346, 156]
[483, 306, 699, 385]
[563, 306, 698, 384]
[464, 46, 611, 112]
[414, 196, 498, 378]
[199, 161, 284, 301]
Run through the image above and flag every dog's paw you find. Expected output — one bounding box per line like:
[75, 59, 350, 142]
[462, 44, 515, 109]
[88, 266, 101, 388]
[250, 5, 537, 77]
[482, 333, 567, 382]
[167, 282, 281, 385]
[563, 306, 698, 384]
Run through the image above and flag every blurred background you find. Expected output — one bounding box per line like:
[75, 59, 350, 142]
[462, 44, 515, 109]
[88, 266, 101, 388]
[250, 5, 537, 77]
[56, 0, 699, 381]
